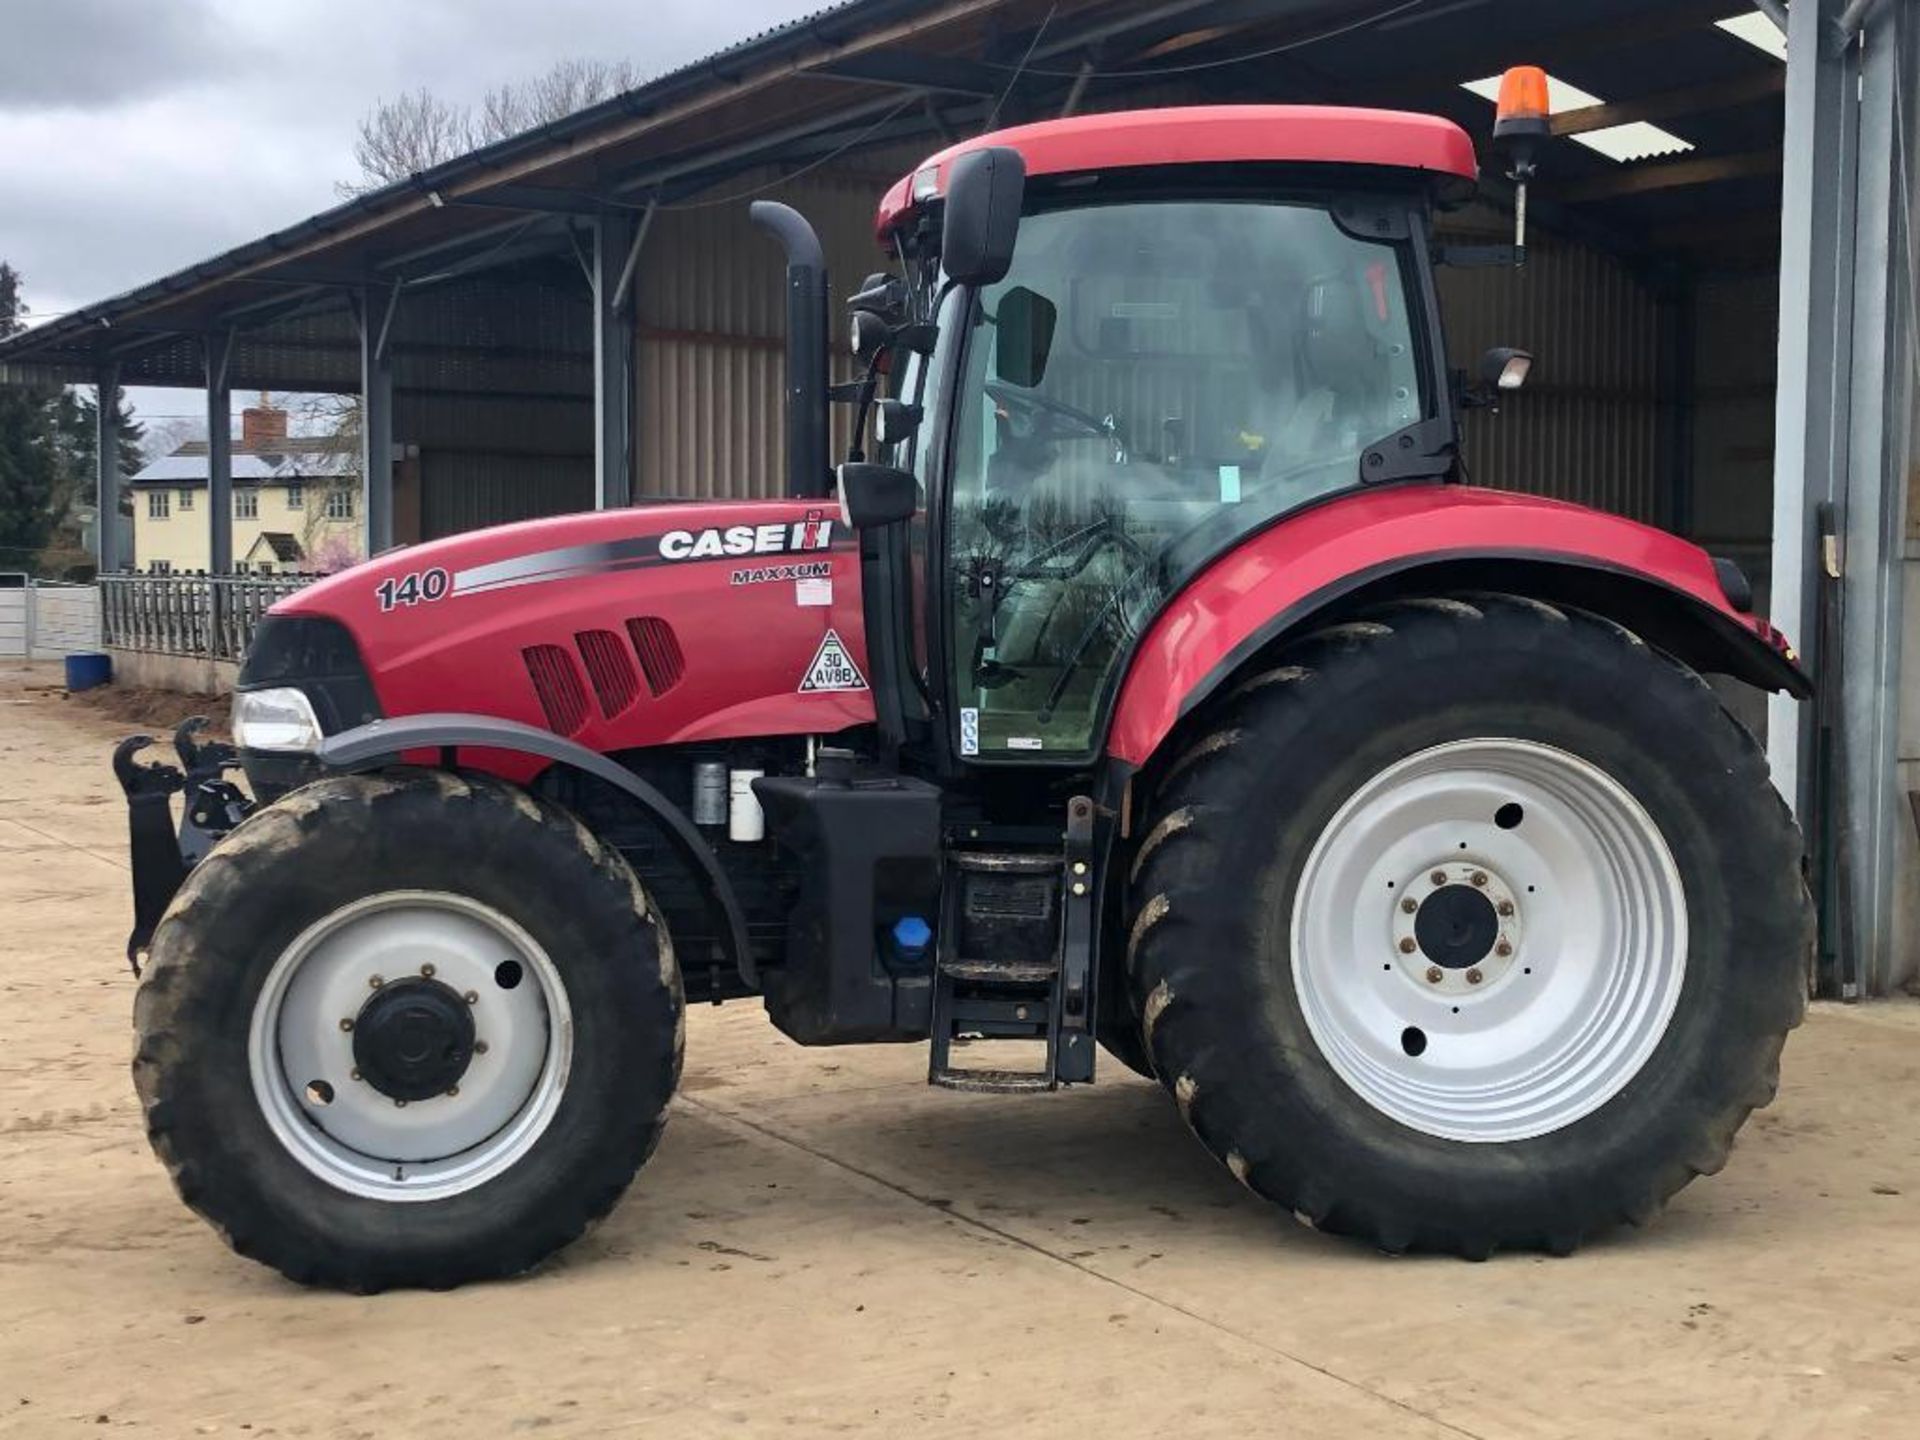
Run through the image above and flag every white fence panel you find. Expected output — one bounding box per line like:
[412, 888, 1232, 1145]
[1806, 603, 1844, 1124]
[0, 577, 25, 658]
[28, 584, 102, 659]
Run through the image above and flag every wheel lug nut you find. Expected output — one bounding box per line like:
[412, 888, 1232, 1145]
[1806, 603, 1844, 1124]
[350, 1068, 363, 1082]
[1430, 870, 1447, 886]
[463, 991, 479, 1005]
[474, 1040, 489, 1055]
[446, 1084, 459, 1098]
[1498, 900, 1515, 916]
[338, 1017, 354, 1032]
[1495, 941, 1512, 958]
[1398, 937, 1417, 954]
[394, 1098, 408, 1108]
[368, 974, 385, 989]
[1466, 968, 1484, 985]
[420, 962, 436, 978]
[1400, 897, 1417, 914]
[1471, 871, 1488, 888]
[1425, 966, 1443, 984]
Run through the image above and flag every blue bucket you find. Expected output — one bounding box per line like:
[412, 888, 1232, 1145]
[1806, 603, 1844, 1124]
[64, 651, 112, 692]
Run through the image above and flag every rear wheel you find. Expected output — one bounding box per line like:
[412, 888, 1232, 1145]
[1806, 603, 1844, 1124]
[134, 769, 682, 1290]
[1126, 594, 1809, 1256]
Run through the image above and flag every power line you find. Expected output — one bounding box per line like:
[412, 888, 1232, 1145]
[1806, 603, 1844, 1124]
[655, 94, 922, 211]
[976, 0, 1430, 80]
[987, 3, 1058, 130]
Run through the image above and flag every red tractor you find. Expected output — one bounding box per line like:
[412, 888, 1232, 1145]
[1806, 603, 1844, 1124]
[118, 82, 1811, 1291]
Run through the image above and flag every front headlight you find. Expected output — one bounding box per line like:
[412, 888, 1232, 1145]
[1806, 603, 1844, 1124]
[233, 686, 323, 753]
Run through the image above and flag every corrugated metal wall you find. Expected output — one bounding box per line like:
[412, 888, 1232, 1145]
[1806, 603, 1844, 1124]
[1435, 215, 1665, 523]
[394, 264, 596, 538]
[635, 148, 920, 500]
[1688, 271, 1778, 546]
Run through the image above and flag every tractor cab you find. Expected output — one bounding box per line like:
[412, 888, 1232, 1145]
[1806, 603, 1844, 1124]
[836, 108, 1476, 767]
[734, 105, 1507, 1087]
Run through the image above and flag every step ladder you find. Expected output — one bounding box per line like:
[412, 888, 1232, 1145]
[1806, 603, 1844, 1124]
[928, 797, 1097, 1092]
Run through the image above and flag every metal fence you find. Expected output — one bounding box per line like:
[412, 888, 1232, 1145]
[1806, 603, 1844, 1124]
[100, 573, 316, 662]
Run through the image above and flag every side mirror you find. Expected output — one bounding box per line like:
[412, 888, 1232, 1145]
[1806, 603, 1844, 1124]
[942, 146, 1025, 286]
[837, 461, 918, 528]
[994, 285, 1057, 389]
[1480, 346, 1533, 391]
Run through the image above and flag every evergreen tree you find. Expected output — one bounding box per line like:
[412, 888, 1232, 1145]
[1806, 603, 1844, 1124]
[50, 386, 146, 518]
[0, 263, 60, 570]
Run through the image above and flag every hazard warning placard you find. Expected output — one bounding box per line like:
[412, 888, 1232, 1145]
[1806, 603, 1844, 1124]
[798, 629, 868, 692]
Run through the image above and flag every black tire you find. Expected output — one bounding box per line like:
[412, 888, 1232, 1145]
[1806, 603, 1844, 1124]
[133, 769, 683, 1291]
[1126, 594, 1810, 1257]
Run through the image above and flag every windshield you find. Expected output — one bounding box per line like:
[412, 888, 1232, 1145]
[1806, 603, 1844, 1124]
[944, 198, 1426, 760]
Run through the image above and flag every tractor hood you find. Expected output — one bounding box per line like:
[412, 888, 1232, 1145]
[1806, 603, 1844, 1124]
[257, 498, 875, 755]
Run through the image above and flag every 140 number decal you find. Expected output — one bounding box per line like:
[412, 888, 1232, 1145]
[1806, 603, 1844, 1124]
[375, 567, 449, 613]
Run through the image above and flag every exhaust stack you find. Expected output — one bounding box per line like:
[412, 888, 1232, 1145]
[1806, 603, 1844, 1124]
[749, 201, 831, 499]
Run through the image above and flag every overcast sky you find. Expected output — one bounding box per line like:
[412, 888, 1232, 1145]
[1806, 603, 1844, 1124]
[0, 0, 815, 428]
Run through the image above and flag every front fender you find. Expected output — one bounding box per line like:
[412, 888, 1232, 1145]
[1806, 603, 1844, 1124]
[316, 712, 757, 987]
[1106, 486, 1807, 768]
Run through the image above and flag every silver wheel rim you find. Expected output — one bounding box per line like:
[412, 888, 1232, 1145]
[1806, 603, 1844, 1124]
[1291, 738, 1687, 1143]
[247, 891, 572, 1201]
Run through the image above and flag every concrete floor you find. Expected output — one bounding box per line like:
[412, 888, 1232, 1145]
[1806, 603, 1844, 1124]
[3, 659, 1918, 1439]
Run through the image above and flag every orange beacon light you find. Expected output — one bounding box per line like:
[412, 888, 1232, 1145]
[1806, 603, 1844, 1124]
[1493, 65, 1552, 142]
[1490, 65, 1552, 267]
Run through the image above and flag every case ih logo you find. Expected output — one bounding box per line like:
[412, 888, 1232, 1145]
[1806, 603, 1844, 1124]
[447, 511, 841, 599]
[659, 516, 833, 561]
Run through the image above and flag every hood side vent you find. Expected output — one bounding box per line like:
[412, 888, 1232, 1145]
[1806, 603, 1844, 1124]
[576, 628, 639, 718]
[625, 616, 685, 696]
[522, 643, 589, 735]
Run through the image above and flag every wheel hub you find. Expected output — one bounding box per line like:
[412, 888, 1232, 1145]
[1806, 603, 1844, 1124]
[1414, 884, 1500, 969]
[1389, 860, 1523, 996]
[350, 976, 476, 1102]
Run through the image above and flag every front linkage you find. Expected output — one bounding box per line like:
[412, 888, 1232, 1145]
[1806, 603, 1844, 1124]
[113, 718, 252, 976]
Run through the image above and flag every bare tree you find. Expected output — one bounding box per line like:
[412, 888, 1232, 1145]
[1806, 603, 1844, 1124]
[291, 393, 363, 566]
[479, 58, 643, 140]
[341, 58, 644, 196]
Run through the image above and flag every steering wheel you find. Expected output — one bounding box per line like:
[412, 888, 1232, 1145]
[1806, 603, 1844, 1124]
[985, 380, 1115, 446]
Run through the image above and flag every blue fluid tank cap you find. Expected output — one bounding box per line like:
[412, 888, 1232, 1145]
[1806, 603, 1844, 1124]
[891, 915, 933, 958]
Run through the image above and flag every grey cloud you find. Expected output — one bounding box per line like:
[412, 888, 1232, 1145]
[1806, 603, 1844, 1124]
[0, 0, 245, 112]
[2, 0, 820, 315]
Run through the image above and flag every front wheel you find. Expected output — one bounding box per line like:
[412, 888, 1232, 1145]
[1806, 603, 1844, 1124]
[1126, 594, 1810, 1256]
[134, 770, 683, 1291]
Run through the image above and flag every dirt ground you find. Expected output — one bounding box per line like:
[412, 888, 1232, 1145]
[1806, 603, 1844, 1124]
[3, 659, 1918, 1439]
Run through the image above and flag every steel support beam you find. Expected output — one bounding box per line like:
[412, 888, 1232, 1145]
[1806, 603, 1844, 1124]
[94, 366, 124, 573]
[204, 333, 234, 575]
[1769, 0, 1859, 979]
[1767, 0, 1912, 996]
[1550, 69, 1786, 137]
[1560, 149, 1783, 204]
[592, 209, 638, 509]
[1830, 3, 1909, 997]
[356, 289, 394, 554]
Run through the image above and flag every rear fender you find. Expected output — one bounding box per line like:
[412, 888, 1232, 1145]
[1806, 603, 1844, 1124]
[316, 713, 756, 987]
[1106, 486, 1808, 770]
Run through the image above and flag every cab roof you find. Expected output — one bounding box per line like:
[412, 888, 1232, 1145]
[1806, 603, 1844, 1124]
[876, 105, 1479, 241]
